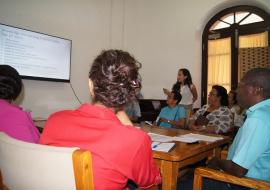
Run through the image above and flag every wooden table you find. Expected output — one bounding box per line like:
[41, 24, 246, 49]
[141, 125, 230, 190]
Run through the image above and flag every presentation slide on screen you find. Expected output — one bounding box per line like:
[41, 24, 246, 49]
[0, 24, 71, 80]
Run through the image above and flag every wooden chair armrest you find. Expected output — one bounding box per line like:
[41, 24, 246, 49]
[193, 167, 270, 190]
[0, 170, 9, 190]
[72, 150, 94, 190]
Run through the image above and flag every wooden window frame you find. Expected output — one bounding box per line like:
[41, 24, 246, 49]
[201, 5, 270, 105]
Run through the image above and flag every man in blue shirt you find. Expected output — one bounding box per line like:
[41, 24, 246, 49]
[179, 68, 270, 190]
[155, 92, 185, 128]
[207, 68, 270, 189]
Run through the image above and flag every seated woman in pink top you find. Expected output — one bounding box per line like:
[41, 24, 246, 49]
[40, 50, 161, 189]
[0, 65, 39, 143]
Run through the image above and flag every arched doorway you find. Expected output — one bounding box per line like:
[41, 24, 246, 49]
[201, 5, 270, 105]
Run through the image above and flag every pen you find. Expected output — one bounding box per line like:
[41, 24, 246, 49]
[152, 142, 162, 149]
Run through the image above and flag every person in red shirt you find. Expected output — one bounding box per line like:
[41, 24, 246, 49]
[40, 49, 161, 189]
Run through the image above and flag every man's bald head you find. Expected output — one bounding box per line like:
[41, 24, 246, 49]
[242, 68, 270, 99]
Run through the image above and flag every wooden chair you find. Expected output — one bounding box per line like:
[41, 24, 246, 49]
[193, 167, 270, 190]
[0, 170, 8, 190]
[0, 132, 94, 190]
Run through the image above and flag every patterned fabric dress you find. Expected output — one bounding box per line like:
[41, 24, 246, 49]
[190, 104, 233, 134]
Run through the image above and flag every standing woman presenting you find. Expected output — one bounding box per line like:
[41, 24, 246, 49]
[164, 68, 198, 125]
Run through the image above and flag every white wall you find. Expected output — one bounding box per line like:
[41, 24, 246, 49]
[0, 0, 269, 118]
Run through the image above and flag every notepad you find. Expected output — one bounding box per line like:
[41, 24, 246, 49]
[152, 141, 175, 152]
[148, 133, 174, 142]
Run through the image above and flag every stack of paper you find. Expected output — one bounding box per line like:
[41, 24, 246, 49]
[151, 141, 175, 152]
[172, 136, 198, 143]
[148, 132, 223, 147]
[148, 133, 173, 142]
[175, 133, 223, 142]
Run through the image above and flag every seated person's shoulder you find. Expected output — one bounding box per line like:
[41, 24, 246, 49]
[160, 105, 169, 111]
[251, 106, 270, 120]
[125, 125, 149, 138]
[6, 105, 32, 121]
[48, 109, 74, 119]
[3, 102, 24, 114]
[117, 126, 152, 150]
[196, 104, 208, 113]
[178, 105, 185, 111]
[44, 110, 75, 128]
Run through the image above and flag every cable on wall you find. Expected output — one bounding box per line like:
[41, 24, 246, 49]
[69, 82, 82, 105]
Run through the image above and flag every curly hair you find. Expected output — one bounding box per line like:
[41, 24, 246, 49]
[212, 85, 228, 106]
[0, 65, 22, 100]
[89, 50, 141, 109]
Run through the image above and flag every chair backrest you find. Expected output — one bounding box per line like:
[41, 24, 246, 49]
[139, 99, 167, 122]
[0, 132, 94, 190]
[193, 167, 270, 190]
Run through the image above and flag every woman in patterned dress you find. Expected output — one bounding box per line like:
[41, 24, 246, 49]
[188, 85, 233, 134]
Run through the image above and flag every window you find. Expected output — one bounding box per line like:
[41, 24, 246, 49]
[201, 5, 270, 105]
[210, 12, 264, 31]
[207, 38, 231, 94]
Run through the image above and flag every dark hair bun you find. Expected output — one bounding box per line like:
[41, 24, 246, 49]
[0, 65, 22, 100]
[89, 49, 141, 109]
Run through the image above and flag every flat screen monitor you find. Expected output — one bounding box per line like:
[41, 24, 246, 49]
[0, 23, 71, 82]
